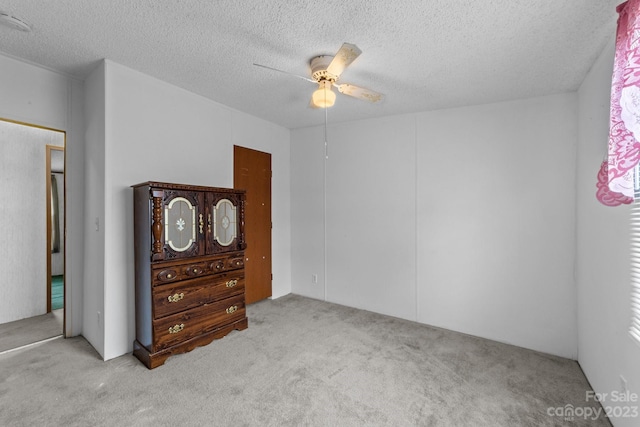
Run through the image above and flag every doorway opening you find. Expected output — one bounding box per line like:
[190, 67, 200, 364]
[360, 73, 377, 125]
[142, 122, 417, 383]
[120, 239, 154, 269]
[0, 118, 66, 352]
[47, 145, 64, 314]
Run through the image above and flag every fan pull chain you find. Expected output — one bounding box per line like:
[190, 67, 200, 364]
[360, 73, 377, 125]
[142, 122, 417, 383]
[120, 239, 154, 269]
[324, 103, 328, 159]
[323, 95, 328, 302]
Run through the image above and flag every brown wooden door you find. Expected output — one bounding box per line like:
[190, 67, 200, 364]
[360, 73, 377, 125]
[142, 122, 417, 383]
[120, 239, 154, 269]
[234, 146, 272, 303]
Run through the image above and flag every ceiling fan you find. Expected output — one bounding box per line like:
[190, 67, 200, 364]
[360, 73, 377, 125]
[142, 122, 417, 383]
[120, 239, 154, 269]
[254, 43, 383, 108]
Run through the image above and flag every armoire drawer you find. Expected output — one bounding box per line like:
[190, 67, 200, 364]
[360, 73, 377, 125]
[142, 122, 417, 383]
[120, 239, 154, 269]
[152, 295, 246, 351]
[152, 273, 245, 319]
[207, 254, 245, 273]
[152, 253, 245, 286]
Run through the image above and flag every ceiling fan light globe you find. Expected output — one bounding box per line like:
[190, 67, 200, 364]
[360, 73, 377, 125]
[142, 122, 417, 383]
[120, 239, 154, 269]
[312, 82, 336, 108]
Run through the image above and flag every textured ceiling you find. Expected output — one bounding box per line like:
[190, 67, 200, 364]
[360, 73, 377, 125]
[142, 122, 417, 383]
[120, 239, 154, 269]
[0, 1, 621, 129]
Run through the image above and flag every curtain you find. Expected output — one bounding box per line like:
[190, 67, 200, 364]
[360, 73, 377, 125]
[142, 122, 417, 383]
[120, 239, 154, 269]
[51, 174, 60, 253]
[597, 159, 633, 205]
[600, 0, 640, 206]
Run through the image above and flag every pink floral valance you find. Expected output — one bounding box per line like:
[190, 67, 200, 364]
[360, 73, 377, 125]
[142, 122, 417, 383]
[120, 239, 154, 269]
[599, 0, 640, 206]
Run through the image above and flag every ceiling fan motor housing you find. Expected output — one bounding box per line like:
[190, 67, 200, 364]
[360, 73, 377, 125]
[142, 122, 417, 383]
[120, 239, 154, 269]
[310, 55, 339, 82]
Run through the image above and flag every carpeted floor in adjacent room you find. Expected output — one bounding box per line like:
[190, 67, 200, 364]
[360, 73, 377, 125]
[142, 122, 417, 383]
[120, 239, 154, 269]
[51, 275, 64, 311]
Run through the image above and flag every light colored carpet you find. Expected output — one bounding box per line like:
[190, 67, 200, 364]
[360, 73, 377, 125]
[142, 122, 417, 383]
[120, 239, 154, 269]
[0, 309, 62, 353]
[0, 295, 611, 426]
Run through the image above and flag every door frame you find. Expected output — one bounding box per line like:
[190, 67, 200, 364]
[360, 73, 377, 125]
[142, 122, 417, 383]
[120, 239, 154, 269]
[0, 118, 66, 335]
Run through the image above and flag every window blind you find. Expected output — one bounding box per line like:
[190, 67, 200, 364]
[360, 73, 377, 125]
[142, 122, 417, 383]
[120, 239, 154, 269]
[630, 166, 640, 344]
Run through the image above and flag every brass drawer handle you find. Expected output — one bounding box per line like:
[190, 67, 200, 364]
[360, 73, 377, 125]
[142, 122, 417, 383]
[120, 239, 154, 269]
[167, 293, 184, 303]
[168, 323, 185, 334]
[158, 269, 178, 281]
[226, 305, 238, 314]
[199, 213, 204, 234]
[226, 279, 238, 288]
[185, 266, 203, 276]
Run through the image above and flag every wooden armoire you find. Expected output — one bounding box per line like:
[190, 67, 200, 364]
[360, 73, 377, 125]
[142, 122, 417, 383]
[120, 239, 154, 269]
[131, 182, 248, 369]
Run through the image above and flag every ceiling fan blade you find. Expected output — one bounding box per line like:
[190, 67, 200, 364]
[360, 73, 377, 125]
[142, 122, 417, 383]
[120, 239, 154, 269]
[336, 84, 384, 103]
[253, 63, 316, 84]
[326, 43, 362, 77]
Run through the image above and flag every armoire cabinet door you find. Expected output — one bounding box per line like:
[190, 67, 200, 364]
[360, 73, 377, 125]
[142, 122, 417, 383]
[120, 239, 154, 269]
[162, 189, 205, 259]
[205, 192, 245, 254]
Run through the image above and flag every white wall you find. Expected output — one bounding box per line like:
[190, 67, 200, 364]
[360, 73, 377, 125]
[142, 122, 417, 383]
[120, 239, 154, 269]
[577, 38, 640, 427]
[417, 95, 578, 358]
[291, 115, 418, 320]
[83, 61, 106, 355]
[0, 53, 84, 336]
[84, 60, 291, 360]
[291, 126, 326, 301]
[326, 116, 417, 318]
[0, 121, 64, 323]
[292, 93, 579, 358]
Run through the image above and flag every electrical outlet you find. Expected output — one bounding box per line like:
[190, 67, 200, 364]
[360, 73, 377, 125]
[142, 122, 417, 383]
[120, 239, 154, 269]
[312, 274, 318, 284]
[620, 375, 628, 393]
